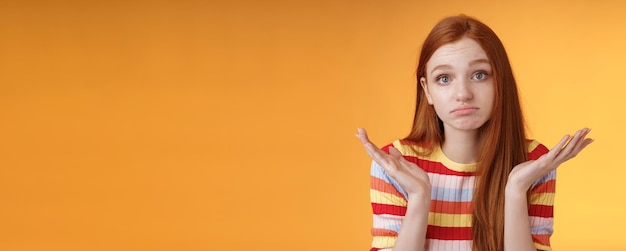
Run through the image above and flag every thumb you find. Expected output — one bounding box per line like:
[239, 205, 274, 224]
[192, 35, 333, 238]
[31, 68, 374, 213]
[388, 146, 405, 161]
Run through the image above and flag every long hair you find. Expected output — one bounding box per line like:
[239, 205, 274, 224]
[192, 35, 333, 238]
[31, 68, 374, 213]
[405, 15, 528, 251]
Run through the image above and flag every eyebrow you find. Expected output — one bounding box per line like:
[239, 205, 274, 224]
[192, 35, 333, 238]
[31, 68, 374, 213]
[430, 58, 491, 75]
[469, 58, 490, 66]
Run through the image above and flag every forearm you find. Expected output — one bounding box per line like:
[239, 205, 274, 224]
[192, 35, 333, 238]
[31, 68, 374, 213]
[504, 185, 536, 251]
[393, 194, 430, 251]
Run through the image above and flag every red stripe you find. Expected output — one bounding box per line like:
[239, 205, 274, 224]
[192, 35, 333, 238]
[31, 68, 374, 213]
[426, 225, 472, 240]
[412, 157, 476, 176]
[529, 204, 554, 218]
[532, 234, 552, 248]
[430, 200, 472, 214]
[371, 203, 406, 216]
[371, 176, 406, 199]
[371, 228, 398, 237]
[531, 179, 556, 193]
[384, 142, 476, 176]
[528, 143, 549, 160]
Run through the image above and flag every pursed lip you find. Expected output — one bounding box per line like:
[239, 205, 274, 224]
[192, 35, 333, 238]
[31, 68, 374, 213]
[450, 106, 479, 113]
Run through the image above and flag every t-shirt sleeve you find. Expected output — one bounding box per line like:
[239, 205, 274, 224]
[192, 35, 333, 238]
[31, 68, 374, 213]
[527, 141, 555, 251]
[369, 144, 409, 251]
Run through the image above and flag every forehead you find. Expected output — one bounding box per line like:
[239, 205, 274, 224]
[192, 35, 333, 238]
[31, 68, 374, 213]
[427, 37, 489, 68]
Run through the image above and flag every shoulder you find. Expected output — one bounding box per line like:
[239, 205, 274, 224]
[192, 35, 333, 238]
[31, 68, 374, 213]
[527, 139, 549, 161]
[380, 139, 430, 157]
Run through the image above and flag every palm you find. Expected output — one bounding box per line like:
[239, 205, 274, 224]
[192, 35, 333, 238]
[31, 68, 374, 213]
[356, 128, 431, 196]
[509, 128, 594, 190]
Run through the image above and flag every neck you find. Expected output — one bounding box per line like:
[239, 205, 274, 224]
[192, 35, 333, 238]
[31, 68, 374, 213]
[441, 128, 481, 164]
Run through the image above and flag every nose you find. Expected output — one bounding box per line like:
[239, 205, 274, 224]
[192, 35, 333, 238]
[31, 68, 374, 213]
[454, 80, 473, 102]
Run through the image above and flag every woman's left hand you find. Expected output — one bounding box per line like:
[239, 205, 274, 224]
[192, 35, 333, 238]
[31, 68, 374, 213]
[507, 128, 594, 191]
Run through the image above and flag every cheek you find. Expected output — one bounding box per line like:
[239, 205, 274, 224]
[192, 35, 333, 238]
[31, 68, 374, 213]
[429, 90, 450, 107]
[478, 84, 495, 104]
[488, 88, 496, 106]
[429, 98, 448, 116]
[427, 93, 451, 115]
[482, 90, 496, 114]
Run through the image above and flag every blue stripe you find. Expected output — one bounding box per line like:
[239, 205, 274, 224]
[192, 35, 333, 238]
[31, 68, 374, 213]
[371, 161, 478, 202]
[370, 161, 408, 200]
[531, 225, 553, 235]
[431, 186, 473, 202]
[387, 224, 401, 232]
[531, 170, 556, 188]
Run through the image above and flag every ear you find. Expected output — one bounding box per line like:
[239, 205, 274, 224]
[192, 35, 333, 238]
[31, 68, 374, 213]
[420, 77, 433, 105]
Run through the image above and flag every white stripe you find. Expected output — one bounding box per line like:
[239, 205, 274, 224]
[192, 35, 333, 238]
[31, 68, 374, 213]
[426, 239, 472, 251]
[529, 216, 554, 226]
[428, 172, 476, 189]
[373, 214, 403, 232]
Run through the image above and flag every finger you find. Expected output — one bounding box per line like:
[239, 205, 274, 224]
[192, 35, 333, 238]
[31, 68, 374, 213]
[557, 128, 587, 161]
[389, 146, 422, 179]
[368, 145, 402, 175]
[355, 128, 378, 156]
[355, 128, 393, 166]
[355, 128, 371, 145]
[570, 128, 592, 153]
[388, 146, 408, 166]
[389, 146, 403, 159]
[568, 135, 594, 160]
[573, 138, 594, 155]
[580, 138, 595, 150]
[389, 146, 411, 166]
[362, 141, 388, 164]
[555, 128, 595, 164]
[546, 134, 571, 160]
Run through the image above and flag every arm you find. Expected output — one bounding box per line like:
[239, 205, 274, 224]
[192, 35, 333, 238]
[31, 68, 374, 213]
[504, 173, 555, 251]
[394, 194, 431, 251]
[505, 128, 593, 251]
[359, 129, 431, 251]
[504, 181, 542, 251]
[370, 162, 431, 251]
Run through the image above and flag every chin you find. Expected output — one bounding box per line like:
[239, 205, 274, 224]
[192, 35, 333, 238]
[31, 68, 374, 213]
[457, 126, 483, 131]
[449, 121, 488, 131]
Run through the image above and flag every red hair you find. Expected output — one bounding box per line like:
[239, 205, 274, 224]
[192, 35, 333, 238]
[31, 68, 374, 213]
[405, 15, 528, 251]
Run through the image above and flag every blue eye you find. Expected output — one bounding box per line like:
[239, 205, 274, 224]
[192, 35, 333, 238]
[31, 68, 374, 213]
[473, 72, 487, 80]
[437, 75, 450, 84]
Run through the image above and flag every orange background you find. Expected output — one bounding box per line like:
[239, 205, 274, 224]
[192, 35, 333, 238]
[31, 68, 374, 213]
[1, 0, 624, 250]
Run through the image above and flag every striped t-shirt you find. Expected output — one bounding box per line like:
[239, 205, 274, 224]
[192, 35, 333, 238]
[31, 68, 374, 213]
[370, 139, 554, 251]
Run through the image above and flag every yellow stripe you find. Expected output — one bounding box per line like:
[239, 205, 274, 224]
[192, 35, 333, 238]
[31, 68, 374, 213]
[428, 212, 473, 227]
[392, 140, 429, 158]
[392, 140, 477, 172]
[530, 192, 555, 206]
[528, 139, 541, 152]
[372, 236, 396, 249]
[391, 139, 545, 173]
[534, 242, 552, 251]
[370, 189, 407, 206]
[374, 230, 551, 250]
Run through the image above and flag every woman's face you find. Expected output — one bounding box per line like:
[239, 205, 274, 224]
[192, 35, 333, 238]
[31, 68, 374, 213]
[420, 37, 495, 133]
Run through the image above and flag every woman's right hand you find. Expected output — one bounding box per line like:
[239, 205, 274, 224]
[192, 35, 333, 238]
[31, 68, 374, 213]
[356, 128, 431, 198]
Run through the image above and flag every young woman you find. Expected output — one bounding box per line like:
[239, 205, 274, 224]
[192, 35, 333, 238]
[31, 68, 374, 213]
[356, 15, 593, 251]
